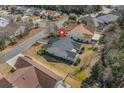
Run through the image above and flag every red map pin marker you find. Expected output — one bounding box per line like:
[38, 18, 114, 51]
[59, 28, 65, 38]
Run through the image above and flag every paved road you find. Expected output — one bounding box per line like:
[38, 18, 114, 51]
[0, 31, 47, 64]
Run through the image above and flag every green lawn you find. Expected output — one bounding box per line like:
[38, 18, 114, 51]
[75, 71, 88, 80]
[83, 44, 92, 50]
[71, 66, 89, 80]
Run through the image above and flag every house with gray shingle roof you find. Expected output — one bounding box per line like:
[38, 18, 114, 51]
[81, 16, 105, 29]
[25, 7, 35, 16]
[14, 26, 28, 37]
[0, 17, 9, 28]
[86, 17, 104, 28]
[16, 6, 28, 14]
[96, 14, 118, 24]
[44, 36, 83, 64]
[34, 8, 43, 16]
[67, 31, 85, 42]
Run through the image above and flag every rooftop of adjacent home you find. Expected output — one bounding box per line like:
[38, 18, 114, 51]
[96, 14, 118, 23]
[71, 24, 94, 36]
[0, 57, 64, 88]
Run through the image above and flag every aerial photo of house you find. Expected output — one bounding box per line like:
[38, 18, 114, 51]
[0, 5, 124, 88]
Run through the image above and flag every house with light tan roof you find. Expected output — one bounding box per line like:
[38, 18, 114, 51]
[41, 10, 60, 20]
[67, 24, 95, 43]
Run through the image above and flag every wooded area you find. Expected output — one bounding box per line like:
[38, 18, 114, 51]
[81, 9, 124, 88]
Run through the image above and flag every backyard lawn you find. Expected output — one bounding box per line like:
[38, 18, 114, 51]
[71, 66, 89, 80]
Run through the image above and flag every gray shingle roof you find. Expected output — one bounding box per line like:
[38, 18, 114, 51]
[97, 14, 118, 23]
[0, 17, 9, 27]
[87, 17, 100, 27]
[84, 16, 104, 27]
[68, 31, 85, 40]
[52, 37, 80, 51]
[14, 26, 26, 36]
[44, 37, 82, 62]
[66, 51, 77, 59]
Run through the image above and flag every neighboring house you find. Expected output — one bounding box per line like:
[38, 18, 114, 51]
[41, 10, 60, 20]
[33, 18, 42, 27]
[21, 16, 32, 23]
[0, 57, 69, 88]
[112, 5, 124, 11]
[44, 36, 83, 64]
[0, 17, 9, 27]
[34, 8, 43, 16]
[0, 21, 20, 40]
[67, 31, 85, 42]
[25, 7, 43, 16]
[84, 16, 104, 28]
[14, 26, 28, 37]
[68, 24, 95, 43]
[21, 16, 29, 22]
[7, 22, 31, 39]
[97, 6, 112, 15]
[16, 6, 27, 14]
[96, 14, 118, 24]
[25, 7, 35, 16]
[40, 9, 46, 15]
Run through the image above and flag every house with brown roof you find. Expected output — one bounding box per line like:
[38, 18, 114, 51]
[67, 24, 95, 43]
[0, 77, 12, 88]
[0, 57, 70, 88]
[5, 66, 39, 88]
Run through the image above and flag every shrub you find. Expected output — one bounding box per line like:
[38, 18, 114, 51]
[74, 58, 81, 66]
[37, 48, 45, 55]
[16, 15, 21, 21]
